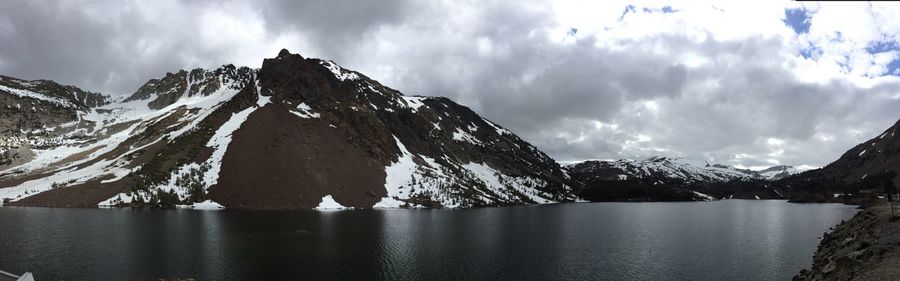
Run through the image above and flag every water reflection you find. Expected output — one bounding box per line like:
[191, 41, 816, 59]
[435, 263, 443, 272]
[0, 201, 856, 281]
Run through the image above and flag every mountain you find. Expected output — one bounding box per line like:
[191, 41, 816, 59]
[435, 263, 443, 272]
[778, 118, 900, 202]
[756, 165, 803, 180]
[566, 157, 790, 201]
[0, 75, 110, 168]
[567, 157, 759, 183]
[0, 49, 577, 209]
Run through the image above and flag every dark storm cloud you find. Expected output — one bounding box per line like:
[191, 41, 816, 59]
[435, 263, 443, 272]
[0, 1, 199, 94]
[0, 0, 417, 94]
[258, 0, 414, 62]
[1, 0, 898, 167]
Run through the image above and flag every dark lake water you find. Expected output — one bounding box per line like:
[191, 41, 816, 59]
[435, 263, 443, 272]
[0, 200, 856, 281]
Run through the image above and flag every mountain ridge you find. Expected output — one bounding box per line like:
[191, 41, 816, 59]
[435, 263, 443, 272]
[776, 118, 900, 202]
[0, 49, 577, 209]
[565, 157, 798, 202]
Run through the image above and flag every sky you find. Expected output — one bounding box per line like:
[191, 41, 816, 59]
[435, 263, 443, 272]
[2, 0, 900, 169]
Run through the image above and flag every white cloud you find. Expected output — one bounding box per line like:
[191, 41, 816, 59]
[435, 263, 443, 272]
[1, 0, 899, 168]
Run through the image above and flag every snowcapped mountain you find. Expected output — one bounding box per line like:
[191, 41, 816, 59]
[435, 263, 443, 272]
[756, 165, 803, 180]
[566, 157, 792, 201]
[0, 49, 577, 209]
[567, 157, 806, 183]
[566, 157, 759, 184]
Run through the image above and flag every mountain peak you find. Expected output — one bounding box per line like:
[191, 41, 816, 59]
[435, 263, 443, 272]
[276, 48, 302, 60]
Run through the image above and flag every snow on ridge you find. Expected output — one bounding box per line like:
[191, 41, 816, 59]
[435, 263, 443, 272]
[599, 157, 757, 183]
[482, 118, 511, 135]
[315, 195, 352, 210]
[756, 165, 802, 180]
[401, 96, 428, 112]
[319, 60, 360, 81]
[0, 84, 74, 108]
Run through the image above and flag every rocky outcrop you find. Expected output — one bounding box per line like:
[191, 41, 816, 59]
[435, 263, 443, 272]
[795, 203, 900, 281]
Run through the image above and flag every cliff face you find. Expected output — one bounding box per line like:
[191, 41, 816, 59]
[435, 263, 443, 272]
[795, 204, 900, 281]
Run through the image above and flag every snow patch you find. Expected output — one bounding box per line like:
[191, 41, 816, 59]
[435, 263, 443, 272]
[773, 189, 784, 198]
[462, 162, 555, 204]
[314, 195, 351, 210]
[692, 191, 715, 201]
[373, 197, 405, 208]
[291, 102, 320, 118]
[452, 128, 482, 145]
[197, 85, 270, 191]
[402, 96, 428, 112]
[177, 200, 225, 210]
[384, 136, 418, 199]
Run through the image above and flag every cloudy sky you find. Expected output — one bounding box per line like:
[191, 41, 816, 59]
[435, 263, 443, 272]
[1, 0, 900, 169]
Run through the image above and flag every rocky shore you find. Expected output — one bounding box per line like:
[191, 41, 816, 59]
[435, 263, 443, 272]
[794, 202, 900, 281]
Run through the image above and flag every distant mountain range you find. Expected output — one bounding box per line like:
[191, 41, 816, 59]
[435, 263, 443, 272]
[565, 157, 803, 202]
[566, 157, 804, 183]
[0, 49, 576, 209]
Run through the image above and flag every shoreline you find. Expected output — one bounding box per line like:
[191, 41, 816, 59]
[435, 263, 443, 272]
[794, 202, 900, 280]
[0, 197, 854, 211]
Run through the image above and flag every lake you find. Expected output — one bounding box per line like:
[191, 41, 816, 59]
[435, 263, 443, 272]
[0, 200, 856, 281]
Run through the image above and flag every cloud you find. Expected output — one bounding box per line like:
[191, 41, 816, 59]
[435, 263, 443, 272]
[1, 0, 899, 168]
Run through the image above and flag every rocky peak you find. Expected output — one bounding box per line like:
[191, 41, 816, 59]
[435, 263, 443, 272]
[125, 65, 255, 109]
[0, 75, 109, 110]
[276, 48, 300, 60]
